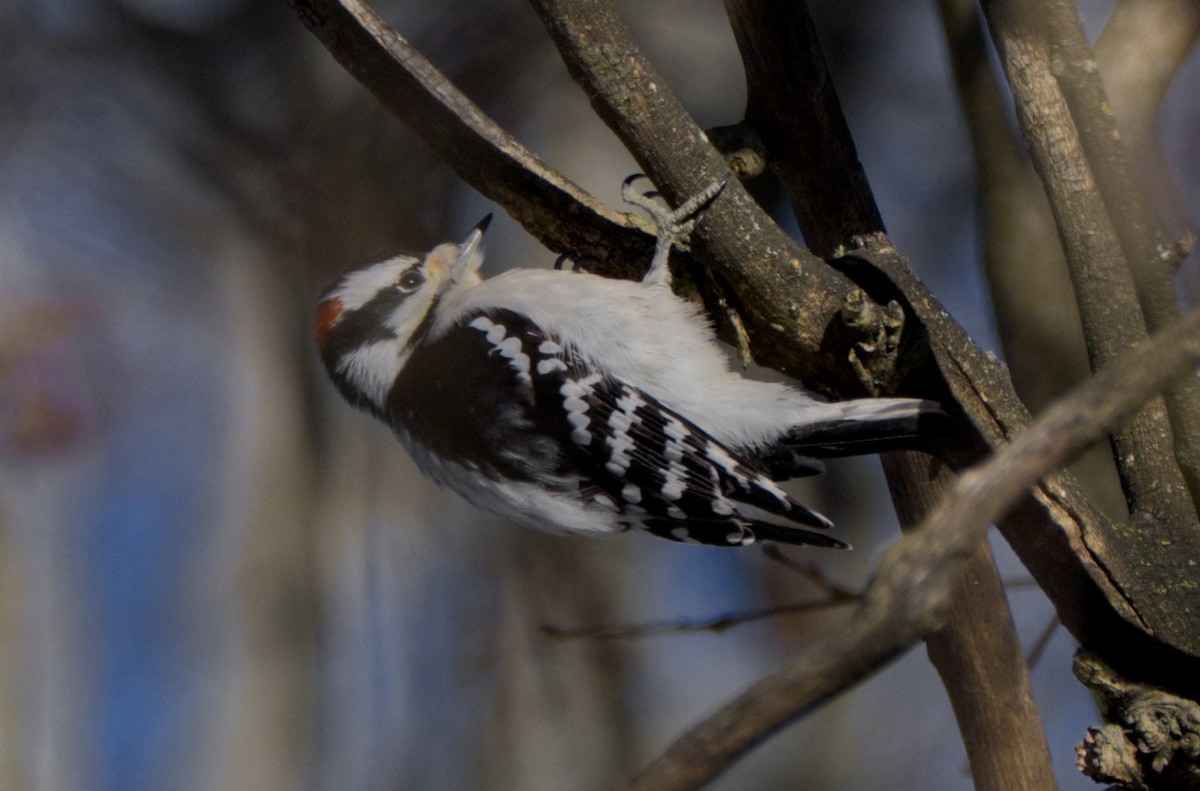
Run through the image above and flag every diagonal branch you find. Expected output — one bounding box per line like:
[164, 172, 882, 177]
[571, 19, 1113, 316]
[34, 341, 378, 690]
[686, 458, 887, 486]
[290, 0, 1200, 699]
[621, 308, 1200, 791]
[527, 0, 876, 395]
[723, 0, 884, 257]
[981, 0, 1200, 657]
[287, 0, 655, 277]
[724, 2, 1052, 787]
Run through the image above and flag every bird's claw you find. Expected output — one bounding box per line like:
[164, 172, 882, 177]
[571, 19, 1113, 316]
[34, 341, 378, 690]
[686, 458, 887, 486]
[621, 174, 729, 286]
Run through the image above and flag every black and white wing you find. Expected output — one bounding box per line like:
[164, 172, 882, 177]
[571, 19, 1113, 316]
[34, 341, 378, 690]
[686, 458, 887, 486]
[392, 308, 845, 548]
[550, 370, 845, 548]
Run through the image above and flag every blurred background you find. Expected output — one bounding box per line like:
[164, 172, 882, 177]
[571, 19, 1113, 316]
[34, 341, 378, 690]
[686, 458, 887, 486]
[1, 0, 1196, 789]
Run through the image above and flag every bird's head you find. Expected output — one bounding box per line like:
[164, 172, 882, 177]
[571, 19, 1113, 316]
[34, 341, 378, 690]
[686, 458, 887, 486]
[314, 215, 491, 416]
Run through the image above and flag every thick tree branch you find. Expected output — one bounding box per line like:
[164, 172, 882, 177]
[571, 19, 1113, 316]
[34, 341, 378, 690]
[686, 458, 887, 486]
[723, 0, 883, 257]
[287, 0, 655, 277]
[883, 452, 1057, 791]
[622, 308, 1200, 791]
[724, 2, 1052, 788]
[982, 0, 1200, 657]
[290, 0, 1200, 698]
[528, 0, 888, 397]
[981, 0, 1188, 521]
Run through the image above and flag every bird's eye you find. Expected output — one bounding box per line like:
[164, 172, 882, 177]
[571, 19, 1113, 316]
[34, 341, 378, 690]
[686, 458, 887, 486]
[397, 268, 425, 292]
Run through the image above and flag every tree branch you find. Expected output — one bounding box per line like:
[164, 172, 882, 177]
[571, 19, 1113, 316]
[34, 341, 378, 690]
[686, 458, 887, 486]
[982, 0, 1200, 657]
[289, 0, 1200, 700]
[1092, 0, 1200, 514]
[622, 308, 1200, 791]
[287, 0, 655, 277]
[723, 3, 1053, 787]
[528, 0, 888, 397]
[723, 0, 884, 257]
[1050, 0, 1200, 519]
[935, 0, 1127, 524]
[981, 0, 1188, 519]
[882, 452, 1057, 791]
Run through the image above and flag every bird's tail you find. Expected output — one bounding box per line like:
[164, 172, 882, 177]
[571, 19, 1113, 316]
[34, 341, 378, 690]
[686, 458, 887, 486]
[784, 397, 945, 457]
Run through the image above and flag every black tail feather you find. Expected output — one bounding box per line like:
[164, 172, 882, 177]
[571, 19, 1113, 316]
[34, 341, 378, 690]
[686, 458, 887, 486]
[783, 407, 949, 457]
[750, 401, 949, 481]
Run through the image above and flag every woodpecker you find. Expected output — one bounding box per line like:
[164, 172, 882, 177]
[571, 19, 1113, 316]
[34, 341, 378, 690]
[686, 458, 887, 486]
[315, 178, 939, 548]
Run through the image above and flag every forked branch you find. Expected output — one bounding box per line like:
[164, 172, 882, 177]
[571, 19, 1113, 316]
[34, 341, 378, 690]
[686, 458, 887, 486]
[622, 309, 1200, 791]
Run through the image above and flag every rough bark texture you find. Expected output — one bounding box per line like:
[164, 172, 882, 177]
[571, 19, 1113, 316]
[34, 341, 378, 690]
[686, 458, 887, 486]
[724, 2, 1054, 787]
[982, 0, 1200, 660]
[287, 0, 1200, 785]
[622, 309, 1200, 791]
[883, 452, 1057, 791]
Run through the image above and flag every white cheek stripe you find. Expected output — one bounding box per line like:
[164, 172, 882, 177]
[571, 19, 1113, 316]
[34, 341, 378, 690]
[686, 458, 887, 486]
[338, 340, 408, 409]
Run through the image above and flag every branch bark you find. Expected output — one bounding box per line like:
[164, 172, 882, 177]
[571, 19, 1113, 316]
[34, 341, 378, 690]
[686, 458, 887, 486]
[883, 452, 1057, 791]
[622, 308, 1200, 791]
[982, 0, 1200, 657]
[981, 0, 1188, 521]
[528, 0, 879, 396]
[724, 2, 1053, 787]
[288, 0, 655, 277]
[724, 0, 884, 258]
[289, 0, 1200, 721]
[1092, 0, 1200, 513]
[935, 0, 1126, 520]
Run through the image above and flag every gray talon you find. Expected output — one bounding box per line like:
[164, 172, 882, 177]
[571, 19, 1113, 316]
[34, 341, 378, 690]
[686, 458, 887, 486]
[622, 175, 729, 287]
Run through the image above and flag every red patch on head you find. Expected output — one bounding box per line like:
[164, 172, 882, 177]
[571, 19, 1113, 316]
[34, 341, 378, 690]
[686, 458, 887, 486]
[314, 297, 344, 350]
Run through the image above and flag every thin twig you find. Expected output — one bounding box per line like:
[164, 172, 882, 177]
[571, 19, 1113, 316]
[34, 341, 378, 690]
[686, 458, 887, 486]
[760, 544, 858, 599]
[1026, 615, 1061, 671]
[540, 595, 859, 641]
[621, 309, 1200, 791]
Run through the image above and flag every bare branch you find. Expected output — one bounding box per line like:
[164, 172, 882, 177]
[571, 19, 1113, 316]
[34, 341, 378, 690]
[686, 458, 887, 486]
[539, 595, 858, 641]
[527, 0, 877, 395]
[1058, 0, 1200, 517]
[981, 0, 1188, 519]
[722, 0, 884, 257]
[725, 5, 1050, 786]
[287, 0, 656, 276]
[883, 453, 1057, 791]
[935, 0, 1091, 410]
[936, 0, 1127, 527]
[981, 0, 1200, 657]
[622, 308, 1200, 791]
[1093, 0, 1200, 513]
